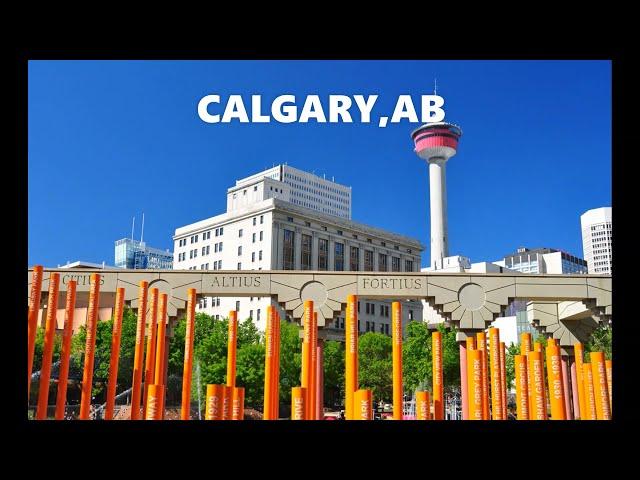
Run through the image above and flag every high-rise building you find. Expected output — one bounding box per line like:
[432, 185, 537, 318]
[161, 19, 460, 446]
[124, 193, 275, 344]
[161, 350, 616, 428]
[114, 238, 173, 269]
[580, 207, 612, 274]
[173, 165, 423, 334]
[501, 246, 587, 274]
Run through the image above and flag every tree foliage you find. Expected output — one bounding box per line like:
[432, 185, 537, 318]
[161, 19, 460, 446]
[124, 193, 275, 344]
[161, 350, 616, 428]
[584, 323, 612, 361]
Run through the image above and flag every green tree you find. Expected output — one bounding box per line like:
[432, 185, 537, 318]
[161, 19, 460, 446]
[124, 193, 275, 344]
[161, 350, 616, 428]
[584, 323, 612, 361]
[402, 321, 432, 393]
[358, 332, 392, 403]
[32, 326, 62, 376]
[276, 320, 302, 410]
[504, 342, 520, 391]
[439, 324, 461, 391]
[323, 340, 345, 408]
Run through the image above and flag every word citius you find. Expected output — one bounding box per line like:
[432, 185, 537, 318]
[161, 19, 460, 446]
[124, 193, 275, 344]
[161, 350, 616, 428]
[197, 94, 445, 128]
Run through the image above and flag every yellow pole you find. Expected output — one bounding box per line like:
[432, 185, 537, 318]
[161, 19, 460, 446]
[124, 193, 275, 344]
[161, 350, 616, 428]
[27, 265, 44, 401]
[345, 294, 358, 420]
[55, 280, 77, 420]
[35, 272, 60, 420]
[142, 288, 159, 419]
[489, 328, 503, 420]
[302, 300, 313, 419]
[477, 332, 489, 420]
[467, 347, 483, 420]
[205, 384, 224, 420]
[392, 301, 403, 420]
[263, 305, 276, 420]
[130, 281, 148, 420]
[180, 288, 197, 420]
[291, 387, 306, 420]
[514, 355, 529, 420]
[605, 359, 612, 413]
[500, 341, 507, 419]
[354, 389, 373, 420]
[232, 387, 245, 420]
[582, 363, 597, 420]
[527, 350, 546, 420]
[432, 331, 443, 420]
[415, 391, 430, 420]
[79, 273, 101, 420]
[546, 344, 566, 420]
[590, 352, 611, 420]
[574, 342, 587, 420]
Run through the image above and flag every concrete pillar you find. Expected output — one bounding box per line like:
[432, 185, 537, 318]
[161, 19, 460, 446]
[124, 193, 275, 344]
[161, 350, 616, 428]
[316, 340, 324, 420]
[373, 248, 379, 271]
[358, 245, 365, 272]
[428, 158, 449, 268]
[311, 233, 319, 270]
[561, 356, 573, 419]
[328, 238, 335, 271]
[294, 227, 302, 270]
[460, 342, 468, 420]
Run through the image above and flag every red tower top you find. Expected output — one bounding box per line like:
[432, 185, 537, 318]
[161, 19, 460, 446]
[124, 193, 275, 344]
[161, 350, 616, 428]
[411, 122, 462, 161]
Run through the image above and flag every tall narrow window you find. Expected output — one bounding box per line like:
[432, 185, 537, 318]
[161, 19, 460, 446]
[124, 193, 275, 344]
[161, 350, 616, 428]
[283, 229, 295, 270]
[301, 234, 312, 270]
[392, 256, 400, 272]
[405, 260, 414, 272]
[350, 246, 359, 271]
[364, 250, 373, 271]
[378, 253, 388, 272]
[334, 242, 344, 271]
[318, 238, 328, 270]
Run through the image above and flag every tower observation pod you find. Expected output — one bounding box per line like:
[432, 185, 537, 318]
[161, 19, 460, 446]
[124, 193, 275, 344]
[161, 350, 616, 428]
[411, 122, 462, 269]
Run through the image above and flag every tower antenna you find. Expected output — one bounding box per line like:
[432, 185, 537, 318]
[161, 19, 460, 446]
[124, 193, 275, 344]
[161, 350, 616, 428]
[131, 216, 135, 241]
[141, 212, 145, 243]
[434, 78, 437, 96]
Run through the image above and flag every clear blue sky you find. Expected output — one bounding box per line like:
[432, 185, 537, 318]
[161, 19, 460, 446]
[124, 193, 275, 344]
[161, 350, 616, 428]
[28, 60, 611, 268]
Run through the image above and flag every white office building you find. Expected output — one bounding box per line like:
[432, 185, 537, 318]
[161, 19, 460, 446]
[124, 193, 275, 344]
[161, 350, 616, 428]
[581, 207, 612, 274]
[173, 165, 423, 336]
[501, 247, 587, 274]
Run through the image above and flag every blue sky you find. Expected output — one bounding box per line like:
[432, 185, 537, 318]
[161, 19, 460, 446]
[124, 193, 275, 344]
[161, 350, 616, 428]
[28, 60, 611, 268]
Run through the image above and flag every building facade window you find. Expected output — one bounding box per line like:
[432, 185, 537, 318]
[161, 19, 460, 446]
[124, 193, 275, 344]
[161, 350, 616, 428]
[334, 242, 344, 271]
[238, 246, 242, 256]
[318, 238, 328, 270]
[350, 246, 359, 271]
[364, 250, 373, 271]
[379, 253, 388, 272]
[405, 260, 413, 272]
[283, 229, 295, 270]
[301, 234, 312, 270]
[392, 257, 400, 272]
[239, 229, 243, 237]
[236, 301, 240, 312]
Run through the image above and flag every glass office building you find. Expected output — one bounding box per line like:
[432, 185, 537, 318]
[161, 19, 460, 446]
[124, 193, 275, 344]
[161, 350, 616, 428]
[114, 238, 173, 269]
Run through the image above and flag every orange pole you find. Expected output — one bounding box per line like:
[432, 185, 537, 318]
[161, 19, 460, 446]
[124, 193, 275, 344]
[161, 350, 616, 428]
[548, 338, 557, 347]
[520, 333, 532, 357]
[35, 272, 60, 420]
[142, 288, 159, 418]
[353, 389, 373, 420]
[467, 348, 483, 420]
[546, 344, 566, 420]
[466, 337, 476, 350]
[574, 342, 587, 419]
[291, 387, 306, 420]
[227, 310, 238, 388]
[589, 352, 611, 420]
[272, 310, 281, 420]
[263, 305, 276, 420]
[527, 350, 546, 420]
[28, 265, 44, 401]
[521, 333, 533, 420]
[78, 273, 101, 420]
[488, 328, 503, 420]
[392, 301, 403, 420]
[534, 342, 542, 352]
[130, 281, 148, 420]
[301, 300, 313, 419]
[205, 384, 224, 420]
[605, 359, 612, 412]
[432, 331, 443, 420]
[477, 332, 489, 420]
[309, 311, 317, 419]
[145, 384, 162, 420]
[582, 363, 597, 420]
[181, 288, 197, 420]
[500, 341, 508, 419]
[232, 387, 245, 420]
[345, 294, 358, 420]
[415, 391, 430, 420]
[153, 293, 168, 420]
[514, 355, 529, 420]
[55, 280, 76, 420]
[104, 287, 125, 420]
[222, 385, 231, 420]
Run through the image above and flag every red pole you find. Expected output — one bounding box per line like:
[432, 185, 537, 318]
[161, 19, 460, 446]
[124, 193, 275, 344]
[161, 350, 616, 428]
[79, 273, 101, 420]
[55, 280, 76, 420]
[27, 265, 44, 401]
[35, 272, 60, 420]
[104, 287, 125, 420]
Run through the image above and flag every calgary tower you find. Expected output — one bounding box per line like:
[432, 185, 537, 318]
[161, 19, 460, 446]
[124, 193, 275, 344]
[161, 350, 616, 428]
[411, 121, 463, 269]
